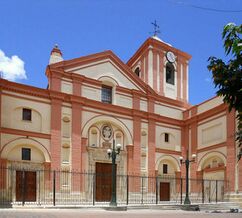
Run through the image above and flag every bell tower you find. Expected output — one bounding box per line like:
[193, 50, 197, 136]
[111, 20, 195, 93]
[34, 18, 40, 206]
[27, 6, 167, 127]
[127, 36, 191, 103]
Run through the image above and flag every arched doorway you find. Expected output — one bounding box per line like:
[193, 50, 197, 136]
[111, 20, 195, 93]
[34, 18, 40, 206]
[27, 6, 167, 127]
[156, 155, 180, 202]
[198, 152, 226, 202]
[82, 115, 132, 202]
[0, 137, 50, 203]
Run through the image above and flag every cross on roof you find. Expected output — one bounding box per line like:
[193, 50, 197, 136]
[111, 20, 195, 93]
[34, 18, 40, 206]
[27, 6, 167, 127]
[151, 20, 160, 36]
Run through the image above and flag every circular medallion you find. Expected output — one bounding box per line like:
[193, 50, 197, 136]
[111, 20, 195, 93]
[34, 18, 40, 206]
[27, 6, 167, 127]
[101, 124, 113, 141]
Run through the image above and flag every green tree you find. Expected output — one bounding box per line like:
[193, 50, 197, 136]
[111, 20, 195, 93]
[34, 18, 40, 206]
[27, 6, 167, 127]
[207, 23, 242, 161]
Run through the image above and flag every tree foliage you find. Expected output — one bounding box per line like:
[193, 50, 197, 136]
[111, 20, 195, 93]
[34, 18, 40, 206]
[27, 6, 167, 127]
[207, 23, 242, 161]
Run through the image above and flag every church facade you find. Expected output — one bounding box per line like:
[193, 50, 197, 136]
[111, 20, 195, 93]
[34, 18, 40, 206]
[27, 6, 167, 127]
[0, 36, 241, 205]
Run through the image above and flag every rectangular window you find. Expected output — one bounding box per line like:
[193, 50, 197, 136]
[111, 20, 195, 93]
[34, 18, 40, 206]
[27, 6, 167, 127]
[22, 108, 32, 121]
[163, 164, 168, 174]
[101, 85, 112, 104]
[165, 133, 169, 142]
[22, 148, 31, 161]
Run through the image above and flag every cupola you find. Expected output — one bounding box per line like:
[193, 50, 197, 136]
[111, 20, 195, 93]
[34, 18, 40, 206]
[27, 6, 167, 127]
[49, 44, 63, 64]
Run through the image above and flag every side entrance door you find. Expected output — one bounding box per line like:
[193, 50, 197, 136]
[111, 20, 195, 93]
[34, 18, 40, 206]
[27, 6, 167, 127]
[95, 162, 116, 202]
[16, 171, 36, 202]
[160, 182, 170, 201]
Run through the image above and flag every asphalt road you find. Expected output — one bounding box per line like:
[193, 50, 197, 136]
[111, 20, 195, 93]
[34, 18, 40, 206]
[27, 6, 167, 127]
[0, 209, 241, 218]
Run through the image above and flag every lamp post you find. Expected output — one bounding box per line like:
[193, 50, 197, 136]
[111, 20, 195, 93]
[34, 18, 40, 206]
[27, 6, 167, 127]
[179, 149, 196, 205]
[107, 139, 121, 206]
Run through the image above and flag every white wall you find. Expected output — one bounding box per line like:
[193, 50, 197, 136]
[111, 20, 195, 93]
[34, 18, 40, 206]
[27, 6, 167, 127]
[1, 94, 51, 134]
[67, 60, 142, 91]
[197, 97, 224, 114]
[156, 125, 181, 151]
[61, 81, 73, 94]
[82, 85, 101, 101]
[7, 144, 45, 163]
[116, 94, 132, 109]
[197, 115, 227, 148]
[154, 103, 183, 120]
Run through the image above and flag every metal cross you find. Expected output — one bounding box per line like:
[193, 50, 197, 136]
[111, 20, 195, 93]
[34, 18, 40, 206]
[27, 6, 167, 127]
[151, 20, 160, 36]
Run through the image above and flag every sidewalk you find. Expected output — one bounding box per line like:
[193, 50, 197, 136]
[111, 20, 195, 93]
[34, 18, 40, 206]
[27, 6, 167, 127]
[0, 208, 241, 218]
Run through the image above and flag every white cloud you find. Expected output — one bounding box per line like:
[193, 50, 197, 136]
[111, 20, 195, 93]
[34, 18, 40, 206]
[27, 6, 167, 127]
[0, 49, 27, 81]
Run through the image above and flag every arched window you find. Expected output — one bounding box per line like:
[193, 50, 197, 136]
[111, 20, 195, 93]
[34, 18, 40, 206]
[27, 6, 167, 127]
[101, 85, 112, 104]
[166, 63, 175, 85]
[98, 76, 118, 105]
[134, 67, 140, 77]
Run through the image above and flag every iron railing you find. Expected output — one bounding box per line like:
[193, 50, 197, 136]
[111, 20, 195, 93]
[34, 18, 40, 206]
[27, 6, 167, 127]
[0, 167, 229, 207]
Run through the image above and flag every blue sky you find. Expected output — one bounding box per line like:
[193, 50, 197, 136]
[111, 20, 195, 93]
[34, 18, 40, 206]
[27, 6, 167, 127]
[0, 0, 241, 105]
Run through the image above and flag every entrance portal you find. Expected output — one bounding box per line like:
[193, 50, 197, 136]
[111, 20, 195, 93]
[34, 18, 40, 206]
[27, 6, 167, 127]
[95, 162, 116, 202]
[16, 171, 36, 202]
[160, 182, 170, 201]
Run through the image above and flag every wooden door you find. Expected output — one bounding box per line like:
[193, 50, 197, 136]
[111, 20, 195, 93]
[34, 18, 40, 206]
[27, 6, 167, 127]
[16, 171, 36, 202]
[16, 171, 23, 201]
[95, 163, 116, 202]
[160, 182, 170, 201]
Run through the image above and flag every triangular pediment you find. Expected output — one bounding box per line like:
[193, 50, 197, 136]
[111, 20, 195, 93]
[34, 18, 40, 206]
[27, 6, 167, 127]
[49, 50, 155, 95]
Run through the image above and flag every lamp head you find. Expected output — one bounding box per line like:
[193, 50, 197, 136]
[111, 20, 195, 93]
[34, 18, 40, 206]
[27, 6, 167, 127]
[107, 148, 112, 158]
[179, 156, 183, 164]
[116, 143, 121, 150]
[192, 154, 197, 159]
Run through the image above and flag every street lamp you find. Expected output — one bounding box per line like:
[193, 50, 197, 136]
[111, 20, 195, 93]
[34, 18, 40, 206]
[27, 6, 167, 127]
[179, 149, 196, 205]
[107, 139, 122, 206]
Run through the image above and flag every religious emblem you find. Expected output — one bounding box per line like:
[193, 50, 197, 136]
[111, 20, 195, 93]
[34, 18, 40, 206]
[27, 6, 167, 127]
[101, 124, 113, 141]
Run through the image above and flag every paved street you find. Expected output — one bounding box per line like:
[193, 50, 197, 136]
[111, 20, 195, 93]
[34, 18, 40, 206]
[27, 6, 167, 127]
[0, 209, 241, 218]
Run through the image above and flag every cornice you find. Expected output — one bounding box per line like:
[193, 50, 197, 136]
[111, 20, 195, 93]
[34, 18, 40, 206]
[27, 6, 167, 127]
[49, 91, 65, 101]
[0, 127, 51, 139]
[197, 142, 226, 153]
[184, 104, 228, 125]
[155, 148, 182, 156]
[46, 50, 151, 95]
[127, 37, 192, 67]
[0, 79, 185, 127]
[0, 79, 49, 99]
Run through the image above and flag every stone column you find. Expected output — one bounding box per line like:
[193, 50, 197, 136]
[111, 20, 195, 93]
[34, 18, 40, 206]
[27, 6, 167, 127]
[81, 137, 88, 172]
[50, 96, 63, 191]
[49, 70, 62, 92]
[190, 107, 198, 194]
[0, 158, 7, 189]
[175, 171, 182, 195]
[180, 127, 188, 178]
[50, 97, 62, 170]
[133, 116, 141, 175]
[126, 145, 134, 174]
[182, 61, 188, 102]
[132, 90, 141, 176]
[148, 119, 156, 177]
[71, 99, 82, 192]
[153, 50, 158, 92]
[159, 52, 164, 96]
[43, 162, 51, 191]
[147, 97, 156, 194]
[71, 101, 82, 171]
[177, 59, 181, 101]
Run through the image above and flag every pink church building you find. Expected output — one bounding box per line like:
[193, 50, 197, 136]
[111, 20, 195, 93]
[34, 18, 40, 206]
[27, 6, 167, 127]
[0, 35, 241, 206]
